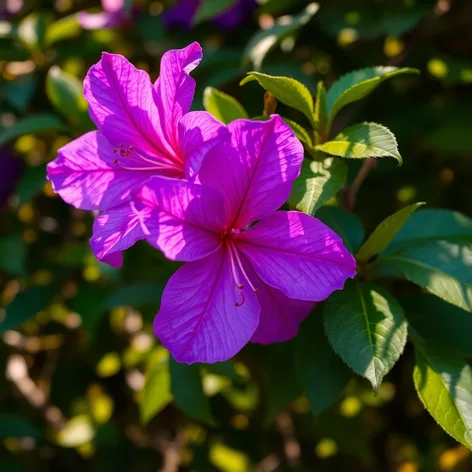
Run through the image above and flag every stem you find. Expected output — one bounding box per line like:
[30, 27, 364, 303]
[344, 157, 377, 212]
[263, 91, 277, 116]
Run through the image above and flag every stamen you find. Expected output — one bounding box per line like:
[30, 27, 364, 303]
[227, 243, 244, 289]
[231, 243, 258, 293]
[111, 142, 177, 172]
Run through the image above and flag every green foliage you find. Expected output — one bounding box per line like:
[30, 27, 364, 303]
[0, 414, 43, 439]
[16, 164, 47, 205]
[203, 86, 248, 124]
[413, 342, 472, 450]
[241, 72, 316, 127]
[356, 202, 424, 262]
[316, 122, 402, 164]
[193, 0, 237, 24]
[326, 67, 420, 125]
[289, 158, 347, 215]
[0, 234, 26, 275]
[314, 81, 327, 132]
[295, 314, 351, 414]
[324, 282, 408, 392]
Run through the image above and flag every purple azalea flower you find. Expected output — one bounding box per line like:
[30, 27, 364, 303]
[163, 0, 256, 30]
[90, 115, 356, 363]
[47, 42, 227, 267]
[78, 0, 133, 30]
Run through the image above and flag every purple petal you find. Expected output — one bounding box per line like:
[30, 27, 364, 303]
[199, 115, 303, 228]
[84, 53, 169, 160]
[137, 176, 226, 261]
[46, 131, 150, 211]
[252, 281, 314, 344]
[152, 42, 202, 157]
[238, 211, 357, 301]
[102, 0, 125, 13]
[177, 111, 229, 180]
[90, 199, 159, 267]
[154, 247, 260, 363]
[78, 11, 124, 29]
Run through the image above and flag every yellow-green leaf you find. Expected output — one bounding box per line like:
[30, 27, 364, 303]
[203, 87, 248, 124]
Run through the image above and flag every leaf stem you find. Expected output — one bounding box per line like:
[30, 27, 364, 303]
[263, 91, 277, 116]
[344, 157, 377, 212]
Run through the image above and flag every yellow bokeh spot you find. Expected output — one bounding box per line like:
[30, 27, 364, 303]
[384, 36, 405, 58]
[76, 441, 95, 458]
[460, 68, 472, 83]
[397, 462, 418, 472]
[428, 58, 448, 79]
[18, 204, 34, 223]
[4, 437, 22, 453]
[210, 443, 249, 472]
[315, 438, 337, 458]
[49, 303, 69, 322]
[185, 425, 206, 444]
[337, 28, 358, 47]
[56, 415, 95, 448]
[230, 414, 249, 430]
[89, 390, 114, 424]
[72, 221, 87, 237]
[340, 396, 362, 417]
[43, 181, 56, 197]
[292, 396, 311, 413]
[439, 168, 454, 183]
[345, 11, 360, 25]
[397, 185, 417, 203]
[83, 265, 101, 282]
[14, 135, 37, 154]
[33, 269, 53, 286]
[23, 229, 37, 243]
[439, 446, 471, 471]
[96, 352, 121, 378]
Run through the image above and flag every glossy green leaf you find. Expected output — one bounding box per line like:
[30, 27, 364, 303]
[383, 209, 472, 255]
[374, 241, 472, 312]
[401, 294, 472, 357]
[170, 359, 215, 425]
[356, 202, 424, 262]
[45, 14, 81, 45]
[326, 66, 419, 124]
[295, 313, 351, 414]
[1, 286, 55, 332]
[0, 114, 67, 147]
[193, 0, 236, 24]
[16, 164, 47, 205]
[282, 118, 312, 146]
[0, 235, 26, 276]
[316, 122, 402, 165]
[46, 66, 90, 129]
[241, 72, 315, 127]
[141, 357, 172, 424]
[203, 86, 248, 124]
[103, 282, 164, 311]
[413, 342, 472, 450]
[314, 81, 327, 131]
[317, 206, 365, 253]
[243, 3, 319, 70]
[0, 414, 42, 439]
[289, 158, 347, 215]
[324, 281, 408, 392]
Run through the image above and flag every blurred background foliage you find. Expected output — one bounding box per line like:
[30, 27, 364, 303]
[1, 0, 472, 471]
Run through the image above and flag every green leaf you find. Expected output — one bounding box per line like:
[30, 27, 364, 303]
[46, 66, 91, 129]
[203, 87, 248, 124]
[282, 118, 312, 146]
[373, 241, 472, 312]
[0, 234, 26, 275]
[316, 206, 365, 253]
[141, 357, 172, 424]
[289, 158, 347, 215]
[356, 202, 424, 262]
[0, 114, 67, 147]
[241, 72, 315, 127]
[71, 284, 107, 336]
[295, 313, 351, 414]
[316, 122, 402, 165]
[1, 286, 55, 332]
[314, 81, 327, 131]
[170, 359, 215, 425]
[17, 12, 51, 49]
[401, 294, 472, 357]
[193, 0, 237, 24]
[324, 281, 408, 392]
[326, 66, 419, 124]
[383, 209, 472, 255]
[4, 74, 38, 111]
[16, 164, 46, 205]
[413, 342, 472, 450]
[243, 3, 319, 70]
[45, 14, 81, 45]
[103, 282, 164, 311]
[0, 414, 42, 439]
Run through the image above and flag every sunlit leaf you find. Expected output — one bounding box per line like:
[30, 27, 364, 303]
[373, 241, 472, 312]
[324, 281, 408, 392]
[289, 158, 347, 215]
[45, 14, 81, 45]
[314, 81, 327, 132]
[326, 67, 419, 124]
[316, 122, 402, 165]
[356, 202, 424, 262]
[241, 72, 315, 127]
[413, 341, 472, 450]
[317, 206, 365, 253]
[243, 3, 319, 70]
[282, 117, 312, 146]
[203, 87, 248, 124]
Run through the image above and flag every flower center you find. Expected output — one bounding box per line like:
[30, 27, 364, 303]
[227, 241, 258, 307]
[112, 143, 178, 173]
